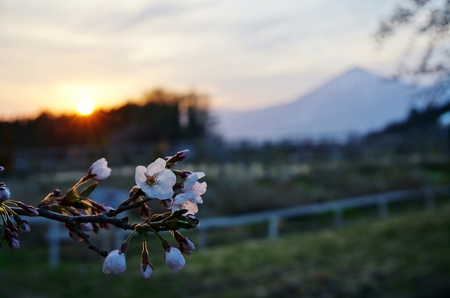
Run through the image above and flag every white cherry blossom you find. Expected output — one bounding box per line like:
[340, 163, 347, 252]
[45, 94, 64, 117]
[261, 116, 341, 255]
[172, 172, 207, 215]
[88, 158, 111, 180]
[135, 158, 176, 200]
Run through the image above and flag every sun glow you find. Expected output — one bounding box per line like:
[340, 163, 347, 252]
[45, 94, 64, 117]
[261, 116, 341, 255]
[77, 99, 95, 116]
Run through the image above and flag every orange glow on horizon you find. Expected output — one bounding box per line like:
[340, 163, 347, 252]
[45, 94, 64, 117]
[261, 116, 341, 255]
[77, 99, 95, 116]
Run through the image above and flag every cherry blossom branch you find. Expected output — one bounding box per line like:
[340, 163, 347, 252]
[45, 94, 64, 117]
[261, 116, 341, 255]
[0, 149, 207, 279]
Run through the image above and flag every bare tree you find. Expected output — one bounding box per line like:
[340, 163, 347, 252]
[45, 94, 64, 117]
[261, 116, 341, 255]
[376, 0, 450, 82]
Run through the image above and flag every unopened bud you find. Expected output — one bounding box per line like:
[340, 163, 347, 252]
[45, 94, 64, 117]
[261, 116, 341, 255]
[173, 231, 196, 255]
[3, 228, 20, 249]
[139, 262, 154, 280]
[15, 202, 39, 217]
[99, 204, 114, 213]
[80, 222, 94, 231]
[69, 231, 84, 242]
[88, 158, 111, 180]
[8, 236, 20, 249]
[18, 220, 31, 233]
[102, 249, 126, 274]
[13, 214, 31, 233]
[164, 247, 185, 270]
[0, 184, 10, 201]
[165, 149, 190, 167]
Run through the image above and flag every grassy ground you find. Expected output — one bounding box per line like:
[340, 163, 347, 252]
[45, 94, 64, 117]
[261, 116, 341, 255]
[1, 200, 449, 298]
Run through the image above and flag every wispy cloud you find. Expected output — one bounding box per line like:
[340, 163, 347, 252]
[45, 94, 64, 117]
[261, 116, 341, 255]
[0, 0, 404, 118]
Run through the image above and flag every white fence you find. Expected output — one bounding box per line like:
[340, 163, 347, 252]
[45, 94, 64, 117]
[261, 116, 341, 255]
[196, 186, 446, 248]
[26, 186, 448, 268]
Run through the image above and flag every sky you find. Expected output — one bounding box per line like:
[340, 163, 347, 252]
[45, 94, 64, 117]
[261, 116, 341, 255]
[0, 0, 406, 119]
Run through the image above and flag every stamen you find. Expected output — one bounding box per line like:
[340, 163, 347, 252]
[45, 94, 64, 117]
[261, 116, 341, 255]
[146, 175, 158, 186]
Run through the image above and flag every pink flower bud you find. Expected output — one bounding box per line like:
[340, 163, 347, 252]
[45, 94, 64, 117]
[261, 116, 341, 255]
[165, 149, 190, 167]
[69, 231, 84, 242]
[15, 202, 39, 217]
[102, 250, 126, 274]
[8, 236, 20, 249]
[18, 220, 31, 233]
[52, 189, 62, 196]
[164, 247, 185, 271]
[80, 222, 94, 231]
[88, 158, 111, 180]
[0, 185, 10, 201]
[177, 149, 189, 160]
[99, 204, 114, 213]
[179, 237, 195, 255]
[138, 263, 154, 280]
[3, 228, 20, 249]
[173, 231, 196, 255]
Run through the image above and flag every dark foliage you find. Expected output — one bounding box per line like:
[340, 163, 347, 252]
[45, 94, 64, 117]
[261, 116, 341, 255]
[370, 101, 450, 135]
[0, 89, 212, 149]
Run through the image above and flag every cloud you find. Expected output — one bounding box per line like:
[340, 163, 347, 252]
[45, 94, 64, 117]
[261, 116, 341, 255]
[0, 0, 404, 117]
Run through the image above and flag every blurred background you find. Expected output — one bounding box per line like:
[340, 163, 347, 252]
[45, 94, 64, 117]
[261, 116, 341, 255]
[1, 0, 450, 297]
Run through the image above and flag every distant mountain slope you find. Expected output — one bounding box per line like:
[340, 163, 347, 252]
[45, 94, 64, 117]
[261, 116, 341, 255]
[214, 68, 420, 141]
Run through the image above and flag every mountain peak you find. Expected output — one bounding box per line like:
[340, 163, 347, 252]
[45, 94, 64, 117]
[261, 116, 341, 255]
[214, 67, 418, 141]
[343, 67, 368, 75]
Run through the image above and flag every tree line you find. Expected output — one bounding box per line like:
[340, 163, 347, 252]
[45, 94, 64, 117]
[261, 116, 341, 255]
[0, 88, 213, 150]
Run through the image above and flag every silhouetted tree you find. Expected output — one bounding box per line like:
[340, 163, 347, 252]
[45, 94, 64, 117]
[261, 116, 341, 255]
[377, 0, 450, 81]
[0, 88, 212, 149]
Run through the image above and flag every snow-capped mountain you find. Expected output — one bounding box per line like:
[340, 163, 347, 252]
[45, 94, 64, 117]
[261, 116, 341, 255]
[213, 68, 420, 142]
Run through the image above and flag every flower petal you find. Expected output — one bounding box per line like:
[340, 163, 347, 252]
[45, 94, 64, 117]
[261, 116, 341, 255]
[145, 158, 167, 177]
[193, 172, 205, 179]
[183, 201, 198, 215]
[140, 184, 157, 198]
[159, 169, 176, 187]
[174, 193, 193, 205]
[192, 195, 203, 204]
[135, 166, 147, 186]
[193, 181, 207, 196]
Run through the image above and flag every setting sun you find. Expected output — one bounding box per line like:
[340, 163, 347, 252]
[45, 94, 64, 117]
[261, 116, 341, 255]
[77, 99, 95, 116]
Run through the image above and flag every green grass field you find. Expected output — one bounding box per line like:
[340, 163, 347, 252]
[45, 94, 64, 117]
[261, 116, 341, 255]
[1, 200, 449, 298]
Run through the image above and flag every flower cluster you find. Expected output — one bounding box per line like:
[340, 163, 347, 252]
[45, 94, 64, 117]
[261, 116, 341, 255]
[102, 149, 207, 279]
[102, 230, 196, 279]
[134, 150, 207, 215]
[0, 178, 38, 249]
[37, 157, 114, 241]
[0, 148, 206, 281]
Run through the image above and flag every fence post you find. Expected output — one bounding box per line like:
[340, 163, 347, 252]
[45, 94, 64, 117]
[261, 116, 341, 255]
[378, 197, 389, 218]
[268, 216, 279, 239]
[333, 206, 343, 228]
[424, 188, 436, 210]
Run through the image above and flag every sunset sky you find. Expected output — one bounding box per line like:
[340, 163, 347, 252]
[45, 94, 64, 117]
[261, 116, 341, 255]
[0, 0, 406, 119]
